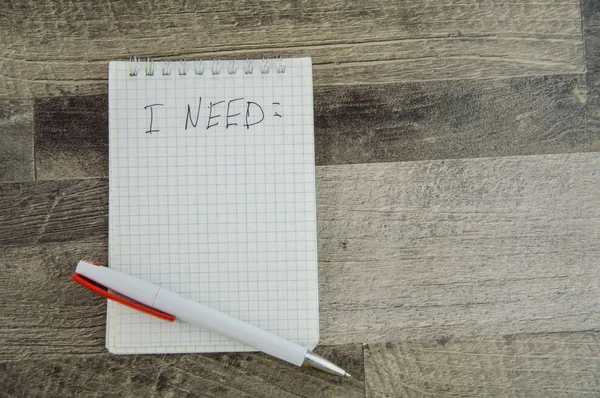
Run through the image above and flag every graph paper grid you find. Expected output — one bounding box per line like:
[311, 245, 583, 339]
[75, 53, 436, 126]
[107, 58, 319, 354]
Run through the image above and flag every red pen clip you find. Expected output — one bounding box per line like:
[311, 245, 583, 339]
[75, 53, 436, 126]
[72, 261, 175, 322]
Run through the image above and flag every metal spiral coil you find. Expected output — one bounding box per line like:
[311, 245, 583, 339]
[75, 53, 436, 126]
[128, 56, 286, 77]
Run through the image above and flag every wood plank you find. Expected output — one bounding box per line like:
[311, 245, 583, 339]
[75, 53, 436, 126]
[2, 153, 599, 346]
[34, 75, 597, 179]
[316, 153, 600, 344]
[0, 179, 107, 246]
[0, 100, 34, 181]
[0, 350, 363, 398]
[0, 242, 108, 360]
[0, 0, 583, 98]
[315, 74, 596, 165]
[34, 95, 108, 180]
[582, 0, 600, 151]
[584, 0, 600, 103]
[364, 333, 600, 397]
[0, 242, 364, 396]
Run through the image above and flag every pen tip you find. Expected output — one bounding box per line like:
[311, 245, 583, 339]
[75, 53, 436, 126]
[344, 372, 352, 378]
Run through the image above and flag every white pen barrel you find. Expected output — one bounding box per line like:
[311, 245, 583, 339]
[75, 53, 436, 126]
[153, 289, 308, 366]
[75, 261, 308, 367]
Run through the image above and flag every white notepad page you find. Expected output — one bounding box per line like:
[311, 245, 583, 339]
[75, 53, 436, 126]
[107, 58, 318, 354]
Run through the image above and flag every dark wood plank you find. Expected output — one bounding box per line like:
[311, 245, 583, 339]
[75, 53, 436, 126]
[0, 179, 107, 246]
[583, 0, 600, 105]
[1, 349, 363, 398]
[34, 74, 598, 179]
[364, 333, 600, 397]
[34, 95, 108, 180]
[0, 242, 364, 396]
[315, 74, 596, 165]
[0, 100, 34, 181]
[582, 0, 600, 151]
[0, 0, 584, 98]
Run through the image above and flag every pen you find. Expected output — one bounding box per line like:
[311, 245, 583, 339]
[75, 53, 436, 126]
[72, 260, 351, 378]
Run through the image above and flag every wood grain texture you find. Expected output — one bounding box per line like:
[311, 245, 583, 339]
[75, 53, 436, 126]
[0, 243, 365, 396]
[316, 153, 600, 344]
[582, 0, 600, 151]
[33, 74, 598, 180]
[0, 242, 108, 361]
[0, 100, 34, 182]
[2, 153, 599, 349]
[0, 0, 584, 99]
[364, 333, 600, 398]
[583, 0, 600, 105]
[1, 0, 598, 395]
[0, 178, 107, 247]
[1, 351, 363, 398]
[34, 95, 108, 180]
[315, 74, 597, 165]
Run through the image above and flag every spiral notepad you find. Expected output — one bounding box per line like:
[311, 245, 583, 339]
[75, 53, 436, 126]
[107, 57, 319, 354]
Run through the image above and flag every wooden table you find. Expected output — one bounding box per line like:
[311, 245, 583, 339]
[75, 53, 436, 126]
[2, 1, 599, 396]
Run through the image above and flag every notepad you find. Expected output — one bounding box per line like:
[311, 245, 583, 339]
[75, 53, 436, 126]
[107, 57, 319, 354]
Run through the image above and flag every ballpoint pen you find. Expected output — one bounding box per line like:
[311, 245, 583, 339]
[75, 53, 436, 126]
[72, 260, 351, 378]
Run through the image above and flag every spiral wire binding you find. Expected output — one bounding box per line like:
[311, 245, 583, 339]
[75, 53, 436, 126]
[145, 58, 154, 76]
[194, 60, 205, 75]
[127, 57, 287, 76]
[162, 61, 172, 76]
[260, 58, 270, 74]
[276, 57, 286, 73]
[178, 60, 187, 75]
[211, 59, 221, 75]
[244, 59, 254, 74]
[129, 56, 141, 76]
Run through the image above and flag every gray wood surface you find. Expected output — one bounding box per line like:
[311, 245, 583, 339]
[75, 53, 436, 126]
[3, 154, 598, 349]
[3, 153, 599, 396]
[315, 74, 597, 165]
[0, 242, 364, 396]
[317, 153, 600, 344]
[2, 0, 600, 396]
[34, 96, 108, 180]
[583, 0, 600, 151]
[364, 332, 600, 397]
[1, 348, 364, 398]
[30, 75, 598, 181]
[1, 242, 108, 361]
[0, 179, 107, 246]
[0, 0, 583, 99]
[584, 0, 600, 106]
